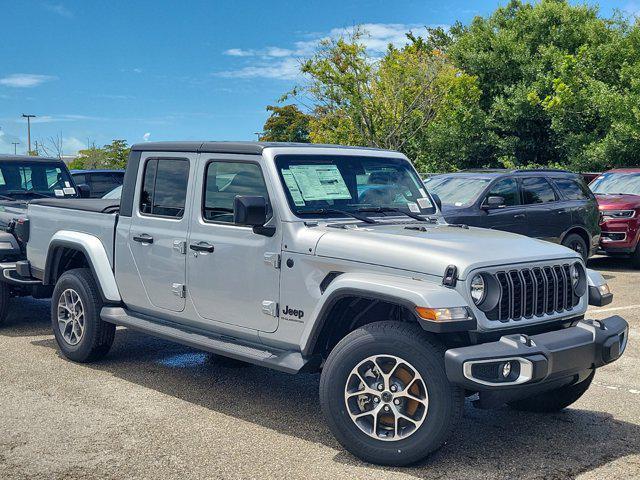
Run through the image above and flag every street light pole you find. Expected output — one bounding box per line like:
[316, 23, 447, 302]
[11, 142, 19, 155]
[22, 114, 36, 154]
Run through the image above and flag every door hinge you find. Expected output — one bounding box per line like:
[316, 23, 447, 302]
[172, 283, 186, 298]
[261, 300, 278, 317]
[264, 252, 281, 269]
[173, 240, 187, 255]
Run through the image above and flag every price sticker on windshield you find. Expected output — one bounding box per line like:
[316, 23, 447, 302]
[63, 187, 76, 195]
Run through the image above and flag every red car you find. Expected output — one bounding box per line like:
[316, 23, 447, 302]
[590, 168, 640, 267]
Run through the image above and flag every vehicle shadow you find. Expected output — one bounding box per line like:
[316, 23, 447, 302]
[587, 255, 636, 274]
[0, 297, 51, 337]
[30, 328, 640, 480]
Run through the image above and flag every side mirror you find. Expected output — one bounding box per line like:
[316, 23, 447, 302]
[76, 184, 91, 198]
[233, 196, 274, 236]
[483, 195, 505, 209]
[430, 193, 442, 211]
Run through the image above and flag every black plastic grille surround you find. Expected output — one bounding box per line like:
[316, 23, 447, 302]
[486, 264, 580, 322]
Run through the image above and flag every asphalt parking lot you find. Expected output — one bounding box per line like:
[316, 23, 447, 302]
[0, 256, 639, 480]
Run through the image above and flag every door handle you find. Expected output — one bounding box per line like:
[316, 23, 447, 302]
[133, 234, 154, 244]
[189, 242, 214, 253]
[513, 213, 526, 219]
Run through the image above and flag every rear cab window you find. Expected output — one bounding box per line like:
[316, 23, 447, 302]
[139, 158, 190, 218]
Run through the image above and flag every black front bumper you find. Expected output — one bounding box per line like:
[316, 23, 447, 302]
[444, 316, 628, 391]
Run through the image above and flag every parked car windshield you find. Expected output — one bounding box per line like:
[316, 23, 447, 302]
[275, 155, 435, 218]
[423, 175, 491, 207]
[0, 161, 77, 198]
[590, 172, 640, 196]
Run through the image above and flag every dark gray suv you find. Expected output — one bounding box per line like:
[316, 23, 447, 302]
[424, 169, 601, 259]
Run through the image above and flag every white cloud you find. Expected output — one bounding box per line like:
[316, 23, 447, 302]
[0, 73, 57, 88]
[62, 137, 85, 154]
[0, 130, 23, 154]
[216, 23, 424, 80]
[43, 3, 73, 18]
[143, 132, 151, 141]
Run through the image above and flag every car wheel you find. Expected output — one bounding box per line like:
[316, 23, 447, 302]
[0, 280, 11, 326]
[51, 268, 115, 362]
[319, 321, 464, 466]
[632, 244, 640, 269]
[562, 233, 588, 261]
[508, 370, 595, 413]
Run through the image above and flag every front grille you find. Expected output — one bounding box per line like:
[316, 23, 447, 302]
[486, 264, 580, 322]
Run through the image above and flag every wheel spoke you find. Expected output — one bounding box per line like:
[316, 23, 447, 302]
[57, 288, 85, 346]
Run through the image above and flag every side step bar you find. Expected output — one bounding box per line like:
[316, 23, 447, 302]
[100, 306, 312, 374]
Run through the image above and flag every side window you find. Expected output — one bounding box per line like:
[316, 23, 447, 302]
[139, 158, 190, 218]
[72, 174, 85, 185]
[521, 177, 557, 204]
[486, 178, 519, 206]
[553, 178, 591, 200]
[203, 161, 268, 224]
[91, 173, 121, 197]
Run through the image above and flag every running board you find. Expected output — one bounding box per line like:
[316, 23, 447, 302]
[100, 306, 310, 374]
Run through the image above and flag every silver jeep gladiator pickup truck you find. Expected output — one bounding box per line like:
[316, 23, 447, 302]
[13, 142, 628, 466]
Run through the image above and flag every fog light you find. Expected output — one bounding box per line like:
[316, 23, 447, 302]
[501, 361, 512, 378]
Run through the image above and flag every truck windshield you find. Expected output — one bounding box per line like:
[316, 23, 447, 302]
[0, 161, 77, 198]
[275, 155, 435, 219]
[590, 172, 640, 196]
[423, 175, 491, 207]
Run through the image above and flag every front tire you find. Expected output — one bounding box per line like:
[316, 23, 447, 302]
[51, 268, 115, 362]
[631, 243, 640, 269]
[508, 370, 595, 413]
[319, 322, 463, 466]
[0, 280, 11, 326]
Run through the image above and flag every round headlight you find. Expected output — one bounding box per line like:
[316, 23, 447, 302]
[570, 263, 580, 288]
[470, 274, 486, 305]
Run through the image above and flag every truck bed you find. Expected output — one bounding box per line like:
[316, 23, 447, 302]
[26, 200, 119, 273]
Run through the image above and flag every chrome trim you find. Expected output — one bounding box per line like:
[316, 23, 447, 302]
[601, 231, 627, 242]
[462, 357, 534, 387]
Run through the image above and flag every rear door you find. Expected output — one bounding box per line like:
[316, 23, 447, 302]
[123, 153, 195, 313]
[480, 177, 528, 234]
[519, 176, 562, 242]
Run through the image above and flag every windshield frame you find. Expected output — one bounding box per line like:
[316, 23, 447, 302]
[273, 154, 436, 221]
[0, 160, 78, 199]
[590, 172, 640, 196]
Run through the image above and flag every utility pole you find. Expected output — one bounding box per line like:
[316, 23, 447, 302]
[254, 132, 262, 141]
[11, 142, 19, 155]
[22, 114, 36, 154]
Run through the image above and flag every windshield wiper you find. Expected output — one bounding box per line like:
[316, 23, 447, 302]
[301, 208, 377, 224]
[356, 206, 429, 222]
[4, 190, 50, 198]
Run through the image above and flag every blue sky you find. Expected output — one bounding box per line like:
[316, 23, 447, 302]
[0, 0, 637, 156]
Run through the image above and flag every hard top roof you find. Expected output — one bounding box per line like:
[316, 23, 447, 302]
[0, 154, 63, 162]
[130, 141, 394, 155]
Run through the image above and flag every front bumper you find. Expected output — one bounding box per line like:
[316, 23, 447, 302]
[444, 316, 628, 391]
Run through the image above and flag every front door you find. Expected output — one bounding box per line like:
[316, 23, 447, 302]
[186, 156, 280, 333]
[481, 177, 528, 234]
[126, 154, 194, 313]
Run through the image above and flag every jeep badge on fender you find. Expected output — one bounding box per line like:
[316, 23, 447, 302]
[282, 305, 304, 319]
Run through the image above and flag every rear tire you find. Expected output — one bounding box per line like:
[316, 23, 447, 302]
[51, 268, 115, 362]
[319, 321, 464, 466]
[0, 280, 11, 326]
[562, 233, 588, 261]
[508, 370, 595, 413]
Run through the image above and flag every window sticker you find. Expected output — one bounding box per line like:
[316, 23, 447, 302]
[64, 181, 71, 188]
[63, 187, 76, 195]
[281, 169, 306, 206]
[417, 197, 431, 209]
[419, 188, 427, 197]
[289, 165, 351, 201]
[54, 189, 64, 197]
[407, 202, 420, 213]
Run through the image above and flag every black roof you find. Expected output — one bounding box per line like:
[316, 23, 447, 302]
[130, 141, 393, 154]
[0, 154, 63, 162]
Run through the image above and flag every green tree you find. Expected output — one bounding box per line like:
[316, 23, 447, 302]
[260, 105, 311, 142]
[290, 29, 486, 171]
[68, 140, 130, 169]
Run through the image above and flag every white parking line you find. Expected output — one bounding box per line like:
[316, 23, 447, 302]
[586, 304, 640, 314]
[594, 381, 640, 395]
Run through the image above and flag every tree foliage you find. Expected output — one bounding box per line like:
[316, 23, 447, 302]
[265, 1, 640, 172]
[260, 105, 311, 142]
[68, 139, 130, 170]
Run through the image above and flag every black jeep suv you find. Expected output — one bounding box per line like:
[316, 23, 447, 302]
[424, 169, 600, 259]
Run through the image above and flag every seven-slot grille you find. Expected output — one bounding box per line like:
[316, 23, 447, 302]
[485, 264, 580, 322]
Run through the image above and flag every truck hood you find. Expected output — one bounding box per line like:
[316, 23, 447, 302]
[314, 222, 579, 279]
[595, 193, 640, 210]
